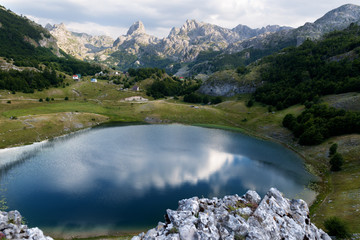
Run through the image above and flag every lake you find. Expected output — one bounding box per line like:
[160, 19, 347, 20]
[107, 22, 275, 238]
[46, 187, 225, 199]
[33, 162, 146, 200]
[0, 124, 316, 237]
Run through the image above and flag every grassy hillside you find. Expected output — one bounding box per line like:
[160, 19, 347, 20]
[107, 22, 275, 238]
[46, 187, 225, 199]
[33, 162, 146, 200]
[1, 80, 360, 236]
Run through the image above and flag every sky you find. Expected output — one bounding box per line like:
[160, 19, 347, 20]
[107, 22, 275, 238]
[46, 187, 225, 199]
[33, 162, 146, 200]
[1, 0, 359, 39]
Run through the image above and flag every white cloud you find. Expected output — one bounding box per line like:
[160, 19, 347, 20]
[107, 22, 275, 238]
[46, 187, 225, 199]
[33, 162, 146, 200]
[1, 0, 359, 37]
[65, 22, 127, 39]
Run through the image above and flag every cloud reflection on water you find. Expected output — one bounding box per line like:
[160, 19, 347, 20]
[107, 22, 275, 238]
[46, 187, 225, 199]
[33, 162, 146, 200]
[1, 124, 315, 204]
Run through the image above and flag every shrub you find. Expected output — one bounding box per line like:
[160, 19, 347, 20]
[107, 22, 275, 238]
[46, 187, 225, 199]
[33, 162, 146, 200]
[329, 143, 338, 156]
[330, 153, 344, 171]
[282, 114, 296, 129]
[64, 96, 69, 101]
[324, 217, 350, 238]
[212, 96, 223, 104]
[246, 99, 254, 107]
[45, 97, 50, 102]
[183, 93, 202, 103]
[6, 100, 11, 104]
[39, 98, 43, 102]
[299, 126, 323, 145]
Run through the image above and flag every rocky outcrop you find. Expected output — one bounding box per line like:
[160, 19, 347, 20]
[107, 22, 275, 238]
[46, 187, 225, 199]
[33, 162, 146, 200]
[0, 210, 53, 240]
[198, 70, 259, 97]
[198, 82, 257, 97]
[132, 188, 330, 240]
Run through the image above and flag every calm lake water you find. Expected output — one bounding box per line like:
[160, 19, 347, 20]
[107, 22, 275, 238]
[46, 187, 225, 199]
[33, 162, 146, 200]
[0, 124, 316, 237]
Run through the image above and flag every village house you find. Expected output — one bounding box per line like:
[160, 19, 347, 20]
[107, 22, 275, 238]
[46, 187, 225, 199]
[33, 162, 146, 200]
[73, 74, 81, 81]
[132, 85, 140, 91]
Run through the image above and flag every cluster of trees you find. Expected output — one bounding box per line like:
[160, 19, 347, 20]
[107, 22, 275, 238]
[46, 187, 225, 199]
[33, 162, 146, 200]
[146, 77, 201, 99]
[183, 93, 223, 105]
[0, 6, 51, 60]
[0, 68, 63, 92]
[128, 68, 165, 81]
[254, 24, 360, 109]
[324, 217, 350, 239]
[110, 50, 177, 73]
[328, 143, 344, 171]
[282, 104, 360, 145]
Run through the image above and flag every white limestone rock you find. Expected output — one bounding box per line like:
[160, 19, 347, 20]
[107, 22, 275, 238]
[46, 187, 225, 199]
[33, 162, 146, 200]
[132, 188, 330, 240]
[0, 210, 53, 240]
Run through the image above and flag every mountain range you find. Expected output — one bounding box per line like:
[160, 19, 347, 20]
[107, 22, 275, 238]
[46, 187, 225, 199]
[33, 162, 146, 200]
[43, 3, 360, 74]
[45, 20, 291, 66]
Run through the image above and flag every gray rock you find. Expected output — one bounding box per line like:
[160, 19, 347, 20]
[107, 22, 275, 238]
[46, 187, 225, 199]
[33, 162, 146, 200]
[178, 197, 199, 214]
[244, 190, 261, 205]
[133, 188, 330, 240]
[0, 211, 53, 240]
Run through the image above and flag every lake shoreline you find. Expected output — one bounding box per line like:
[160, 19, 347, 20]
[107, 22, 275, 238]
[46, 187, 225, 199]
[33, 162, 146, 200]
[0, 121, 320, 239]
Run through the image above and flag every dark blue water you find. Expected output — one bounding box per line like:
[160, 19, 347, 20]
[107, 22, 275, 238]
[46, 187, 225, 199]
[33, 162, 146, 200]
[0, 124, 315, 237]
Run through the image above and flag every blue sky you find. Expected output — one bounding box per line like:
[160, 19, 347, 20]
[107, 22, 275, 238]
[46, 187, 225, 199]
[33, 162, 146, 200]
[1, 0, 359, 38]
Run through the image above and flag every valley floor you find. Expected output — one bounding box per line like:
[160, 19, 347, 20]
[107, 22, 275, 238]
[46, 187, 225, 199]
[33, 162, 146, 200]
[0, 82, 359, 238]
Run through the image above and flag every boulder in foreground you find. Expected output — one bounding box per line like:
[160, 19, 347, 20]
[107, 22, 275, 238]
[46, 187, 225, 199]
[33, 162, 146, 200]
[0, 210, 53, 240]
[132, 188, 330, 240]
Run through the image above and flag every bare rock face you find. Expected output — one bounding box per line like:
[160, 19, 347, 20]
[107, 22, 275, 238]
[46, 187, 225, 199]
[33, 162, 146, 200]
[127, 21, 146, 35]
[46, 23, 114, 60]
[132, 188, 330, 240]
[0, 210, 53, 240]
[113, 21, 160, 55]
[111, 19, 291, 62]
[198, 71, 259, 97]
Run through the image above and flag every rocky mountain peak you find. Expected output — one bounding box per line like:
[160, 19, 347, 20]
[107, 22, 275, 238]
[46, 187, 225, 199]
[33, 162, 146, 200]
[127, 21, 146, 35]
[45, 23, 53, 30]
[45, 23, 68, 33]
[47, 22, 113, 60]
[315, 3, 360, 25]
[181, 19, 201, 32]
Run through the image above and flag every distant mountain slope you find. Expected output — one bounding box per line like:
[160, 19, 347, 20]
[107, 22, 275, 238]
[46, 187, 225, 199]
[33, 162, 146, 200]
[112, 19, 291, 62]
[46, 4, 360, 74]
[253, 23, 360, 108]
[190, 4, 360, 76]
[49, 19, 291, 71]
[229, 4, 360, 53]
[0, 5, 102, 93]
[199, 23, 360, 98]
[46, 23, 114, 60]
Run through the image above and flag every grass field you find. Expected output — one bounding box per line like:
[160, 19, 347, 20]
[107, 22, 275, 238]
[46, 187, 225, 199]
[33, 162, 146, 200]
[1, 82, 360, 237]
